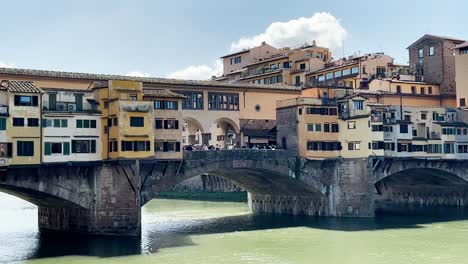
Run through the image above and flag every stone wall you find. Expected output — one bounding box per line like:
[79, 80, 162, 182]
[171, 174, 243, 192]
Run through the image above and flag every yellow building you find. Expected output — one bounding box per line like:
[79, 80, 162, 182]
[453, 41, 468, 108]
[93, 80, 154, 160]
[0, 81, 42, 165]
[276, 97, 340, 159]
[143, 89, 185, 160]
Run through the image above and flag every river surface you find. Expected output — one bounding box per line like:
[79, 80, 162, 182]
[2, 193, 468, 264]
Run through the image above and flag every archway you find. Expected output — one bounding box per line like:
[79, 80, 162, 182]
[210, 118, 240, 149]
[182, 117, 204, 147]
[374, 168, 468, 214]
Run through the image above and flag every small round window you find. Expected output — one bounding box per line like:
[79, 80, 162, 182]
[255, 104, 261, 112]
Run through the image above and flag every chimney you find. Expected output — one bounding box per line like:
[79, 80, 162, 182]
[261, 41, 266, 45]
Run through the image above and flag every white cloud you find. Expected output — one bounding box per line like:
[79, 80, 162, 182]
[230, 12, 348, 55]
[125, 71, 151, 77]
[0, 61, 15, 68]
[167, 60, 222, 80]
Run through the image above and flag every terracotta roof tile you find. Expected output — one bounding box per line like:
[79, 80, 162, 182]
[0, 67, 300, 91]
[143, 89, 186, 99]
[0, 80, 42, 93]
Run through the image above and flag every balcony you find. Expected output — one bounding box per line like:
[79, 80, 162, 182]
[0, 105, 8, 116]
[121, 101, 151, 113]
[43, 101, 100, 113]
[240, 67, 286, 79]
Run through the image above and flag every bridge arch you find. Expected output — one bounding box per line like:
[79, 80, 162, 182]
[0, 166, 94, 209]
[372, 159, 468, 209]
[140, 150, 328, 215]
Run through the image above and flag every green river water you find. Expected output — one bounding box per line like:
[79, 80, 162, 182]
[1, 193, 468, 264]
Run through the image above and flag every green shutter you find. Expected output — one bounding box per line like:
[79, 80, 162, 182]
[42, 118, 48, 127]
[61, 119, 68, 128]
[90, 120, 96, 128]
[0, 118, 5, 130]
[63, 142, 70, 155]
[54, 119, 61, 128]
[84, 120, 90, 128]
[44, 142, 51, 155]
[91, 140, 96, 153]
[76, 120, 83, 128]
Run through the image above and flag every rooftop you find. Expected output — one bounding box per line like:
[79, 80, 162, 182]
[0, 67, 300, 91]
[0, 80, 43, 93]
[452, 41, 468, 50]
[143, 89, 187, 99]
[407, 34, 466, 49]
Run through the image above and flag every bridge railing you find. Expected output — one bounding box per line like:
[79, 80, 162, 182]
[183, 149, 293, 161]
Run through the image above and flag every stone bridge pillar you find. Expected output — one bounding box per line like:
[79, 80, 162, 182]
[38, 161, 141, 236]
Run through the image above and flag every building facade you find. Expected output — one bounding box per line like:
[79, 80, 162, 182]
[453, 41, 468, 108]
[408, 34, 465, 95]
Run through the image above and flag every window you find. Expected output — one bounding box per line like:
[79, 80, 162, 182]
[166, 101, 178, 110]
[295, 76, 301, 84]
[283, 62, 290, 68]
[314, 124, 321, 132]
[362, 67, 367, 74]
[324, 123, 330, 133]
[307, 124, 314, 131]
[14, 95, 38, 107]
[353, 100, 364, 110]
[429, 46, 435, 56]
[176, 91, 204, 110]
[428, 87, 433, 94]
[348, 121, 356, 129]
[460, 47, 468, 55]
[155, 119, 163, 129]
[418, 48, 424, 58]
[460, 98, 466, 107]
[112, 117, 118, 127]
[208, 93, 239, 111]
[130, 117, 144, 127]
[331, 123, 339, 133]
[326, 72, 333, 80]
[329, 108, 338, 116]
[154, 141, 181, 152]
[348, 143, 354, 151]
[342, 68, 351, 76]
[234, 56, 241, 64]
[351, 66, 359, 75]
[13, 118, 24, 127]
[17, 141, 34, 156]
[53, 119, 61, 128]
[0, 143, 12, 158]
[130, 94, 137, 101]
[318, 75, 325, 82]
[334, 70, 342, 78]
[396, 86, 401, 94]
[411, 86, 416, 94]
[154, 100, 163, 109]
[300, 63, 306, 70]
[44, 142, 63, 155]
[307, 107, 321, 115]
[164, 119, 179, 129]
[421, 87, 425, 94]
[121, 141, 151, 152]
[27, 118, 39, 127]
[72, 140, 96, 153]
[444, 143, 455, 154]
[372, 125, 384, 131]
[76, 119, 95, 128]
[458, 145, 468, 154]
[421, 113, 427, 120]
[307, 141, 341, 151]
[400, 124, 409, 133]
[0, 118, 5, 130]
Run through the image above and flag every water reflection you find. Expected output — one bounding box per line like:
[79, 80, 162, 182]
[3, 194, 468, 263]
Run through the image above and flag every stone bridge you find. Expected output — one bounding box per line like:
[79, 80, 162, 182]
[1, 153, 467, 236]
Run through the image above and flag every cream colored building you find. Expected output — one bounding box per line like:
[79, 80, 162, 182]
[337, 95, 373, 158]
[307, 53, 394, 89]
[453, 41, 468, 108]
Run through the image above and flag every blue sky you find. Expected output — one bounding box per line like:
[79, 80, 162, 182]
[0, 0, 465, 79]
